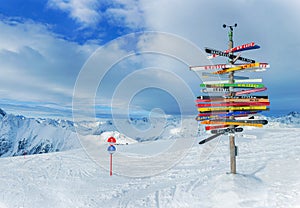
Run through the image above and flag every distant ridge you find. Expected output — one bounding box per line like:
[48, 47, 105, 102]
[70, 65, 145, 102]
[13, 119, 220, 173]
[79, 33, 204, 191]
[0, 108, 6, 117]
[0, 108, 80, 157]
[268, 111, 300, 126]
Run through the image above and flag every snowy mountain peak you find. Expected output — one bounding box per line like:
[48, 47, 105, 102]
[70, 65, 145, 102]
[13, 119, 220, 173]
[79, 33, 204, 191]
[287, 111, 300, 117]
[0, 109, 80, 157]
[36, 118, 75, 130]
[0, 108, 6, 117]
[268, 111, 300, 127]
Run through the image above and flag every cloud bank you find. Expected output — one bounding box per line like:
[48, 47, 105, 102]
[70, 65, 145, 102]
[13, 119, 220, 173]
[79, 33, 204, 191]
[1, 0, 300, 117]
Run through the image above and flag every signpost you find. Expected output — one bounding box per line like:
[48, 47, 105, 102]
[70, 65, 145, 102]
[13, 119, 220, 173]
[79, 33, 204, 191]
[107, 137, 116, 176]
[190, 23, 270, 174]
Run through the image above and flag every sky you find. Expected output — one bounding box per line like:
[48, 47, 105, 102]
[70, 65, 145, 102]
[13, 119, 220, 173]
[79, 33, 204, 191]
[0, 0, 300, 119]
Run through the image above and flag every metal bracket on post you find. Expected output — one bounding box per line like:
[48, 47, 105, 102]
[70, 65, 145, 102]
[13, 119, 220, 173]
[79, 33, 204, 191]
[235, 146, 238, 156]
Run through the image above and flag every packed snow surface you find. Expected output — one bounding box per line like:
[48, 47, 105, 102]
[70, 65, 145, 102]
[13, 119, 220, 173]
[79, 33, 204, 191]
[0, 121, 299, 208]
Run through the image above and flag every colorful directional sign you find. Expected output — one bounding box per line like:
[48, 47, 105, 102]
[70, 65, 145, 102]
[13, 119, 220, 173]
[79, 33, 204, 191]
[207, 42, 260, 59]
[200, 83, 265, 89]
[190, 24, 270, 174]
[191, 30, 270, 144]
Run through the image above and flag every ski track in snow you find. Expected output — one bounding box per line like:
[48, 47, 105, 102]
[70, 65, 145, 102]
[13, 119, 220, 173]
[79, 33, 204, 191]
[0, 125, 299, 208]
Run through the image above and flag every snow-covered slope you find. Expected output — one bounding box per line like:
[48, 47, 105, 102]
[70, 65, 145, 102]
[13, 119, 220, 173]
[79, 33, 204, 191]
[0, 110, 300, 207]
[77, 116, 183, 142]
[0, 125, 299, 208]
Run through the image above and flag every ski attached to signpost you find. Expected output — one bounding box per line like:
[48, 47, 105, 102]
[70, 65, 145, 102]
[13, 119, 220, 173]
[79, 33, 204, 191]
[196, 97, 269, 103]
[201, 88, 230, 93]
[190, 63, 269, 71]
[203, 78, 262, 84]
[203, 87, 267, 95]
[197, 113, 256, 121]
[196, 102, 270, 107]
[200, 83, 264, 89]
[214, 63, 263, 74]
[211, 127, 243, 134]
[202, 119, 268, 125]
[232, 87, 267, 96]
[205, 48, 256, 63]
[205, 125, 231, 131]
[190, 64, 232, 70]
[198, 110, 261, 117]
[201, 72, 249, 80]
[200, 120, 264, 127]
[199, 133, 223, 144]
[198, 106, 268, 112]
[197, 95, 268, 100]
[207, 42, 260, 59]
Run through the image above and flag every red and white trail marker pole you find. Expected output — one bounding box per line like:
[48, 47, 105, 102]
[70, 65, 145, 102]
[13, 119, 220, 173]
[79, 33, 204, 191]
[107, 137, 116, 176]
[23, 151, 27, 159]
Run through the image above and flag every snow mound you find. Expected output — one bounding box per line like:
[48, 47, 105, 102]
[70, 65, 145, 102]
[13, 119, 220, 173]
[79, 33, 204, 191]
[99, 131, 137, 145]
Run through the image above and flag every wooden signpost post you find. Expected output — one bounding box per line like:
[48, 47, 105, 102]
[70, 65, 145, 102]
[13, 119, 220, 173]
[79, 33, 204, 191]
[226, 24, 237, 174]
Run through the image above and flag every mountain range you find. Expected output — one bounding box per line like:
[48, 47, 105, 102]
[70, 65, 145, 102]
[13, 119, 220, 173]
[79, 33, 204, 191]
[1, 107, 299, 157]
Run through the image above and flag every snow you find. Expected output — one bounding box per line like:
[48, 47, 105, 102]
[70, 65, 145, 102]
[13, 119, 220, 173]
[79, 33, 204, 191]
[0, 115, 299, 207]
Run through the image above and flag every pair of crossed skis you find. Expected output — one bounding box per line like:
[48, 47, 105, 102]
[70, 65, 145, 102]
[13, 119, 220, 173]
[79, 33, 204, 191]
[198, 116, 264, 144]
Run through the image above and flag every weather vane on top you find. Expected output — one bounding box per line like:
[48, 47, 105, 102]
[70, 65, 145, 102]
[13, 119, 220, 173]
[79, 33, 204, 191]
[223, 23, 237, 30]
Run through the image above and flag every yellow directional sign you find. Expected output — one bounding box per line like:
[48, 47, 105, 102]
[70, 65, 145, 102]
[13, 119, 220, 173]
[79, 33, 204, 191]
[214, 62, 261, 74]
[198, 106, 268, 112]
[200, 120, 263, 127]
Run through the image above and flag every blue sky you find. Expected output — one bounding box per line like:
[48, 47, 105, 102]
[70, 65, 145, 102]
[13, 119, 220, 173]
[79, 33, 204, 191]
[0, 0, 300, 118]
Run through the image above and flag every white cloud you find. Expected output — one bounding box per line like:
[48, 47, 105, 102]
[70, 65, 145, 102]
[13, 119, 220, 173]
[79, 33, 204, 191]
[138, 0, 300, 52]
[0, 18, 96, 110]
[106, 0, 144, 29]
[47, 0, 101, 27]
[133, 0, 300, 112]
[81, 32, 207, 117]
[3, 0, 300, 117]
[47, 0, 145, 30]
